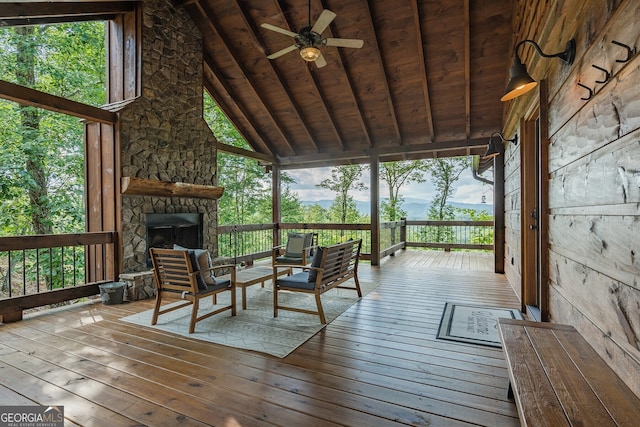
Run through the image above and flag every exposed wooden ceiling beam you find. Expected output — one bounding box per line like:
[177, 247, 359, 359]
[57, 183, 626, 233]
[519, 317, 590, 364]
[362, 0, 402, 146]
[0, 80, 117, 124]
[411, 0, 434, 142]
[0, 2, 136, 26]
[215, 141, 274, 163]
[277, 137, 488, 168]
[464, 0, 471, 139]
[192, 2, 296, 156]
[203, 59, 274, 157]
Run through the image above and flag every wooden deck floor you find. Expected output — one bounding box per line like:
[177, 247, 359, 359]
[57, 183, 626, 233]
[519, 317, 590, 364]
[0, 250, 520, 426]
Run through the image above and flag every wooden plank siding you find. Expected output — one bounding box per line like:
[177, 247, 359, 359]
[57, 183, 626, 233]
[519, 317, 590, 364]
[503, 0, 640, 397]
[0, 251, 519, 426]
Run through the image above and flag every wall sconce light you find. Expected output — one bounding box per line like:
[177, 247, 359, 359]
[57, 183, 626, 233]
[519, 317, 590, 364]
[482, 132, 518, 159]
[501, 39, 576, 101]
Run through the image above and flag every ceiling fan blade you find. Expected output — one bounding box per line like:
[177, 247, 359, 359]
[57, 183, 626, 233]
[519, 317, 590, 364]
[324, 38, 364, 49]
[267, 44, 298, 59]
[311, 9, 336, 35]
[314, 53, 327, 68]
[260, 23, 298, 38]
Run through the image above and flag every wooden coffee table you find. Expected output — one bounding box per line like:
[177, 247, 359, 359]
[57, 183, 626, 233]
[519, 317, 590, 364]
[220, 265, 292, 310]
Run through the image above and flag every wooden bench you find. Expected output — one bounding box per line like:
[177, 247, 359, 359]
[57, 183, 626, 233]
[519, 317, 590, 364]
[498, 318, 640, 427]
[273, 239, 362, 324]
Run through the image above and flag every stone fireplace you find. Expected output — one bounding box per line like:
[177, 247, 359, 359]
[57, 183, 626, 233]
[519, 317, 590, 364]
[116, 0, 220, 277]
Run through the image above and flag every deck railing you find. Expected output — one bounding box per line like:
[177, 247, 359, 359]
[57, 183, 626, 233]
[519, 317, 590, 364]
[216, 219, 493, 264]
[0, 220, 492, 320]
[0, 232, 117, 321]
[217, 223, 373, 264]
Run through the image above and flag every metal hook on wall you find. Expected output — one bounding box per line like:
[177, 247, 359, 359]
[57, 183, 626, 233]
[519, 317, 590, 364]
[591, 65, 611, 83]
[578, 82, 593, 101]
[612, 40, 636, 63]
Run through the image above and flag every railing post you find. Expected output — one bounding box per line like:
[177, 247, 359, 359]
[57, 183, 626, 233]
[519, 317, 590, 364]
[400, 217, 407, 250]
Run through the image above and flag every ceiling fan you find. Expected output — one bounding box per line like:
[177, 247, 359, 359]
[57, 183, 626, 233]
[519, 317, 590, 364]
[260, 5, 364, 68]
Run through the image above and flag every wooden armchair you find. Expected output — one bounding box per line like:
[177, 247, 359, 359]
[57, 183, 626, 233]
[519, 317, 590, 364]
[272, 232, 317, 267]
[150, 248, 236, 333]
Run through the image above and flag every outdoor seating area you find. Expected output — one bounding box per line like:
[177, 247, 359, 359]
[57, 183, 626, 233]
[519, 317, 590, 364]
[0, 251, 519, 426]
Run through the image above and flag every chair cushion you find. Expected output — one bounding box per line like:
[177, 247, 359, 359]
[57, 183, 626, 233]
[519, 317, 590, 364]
[275, 254, 304, 264]
[173, 244, 217, 291]
[277, 272, 315, 290]
[284, 233, 307, 257]
[307, 246, 325, 282]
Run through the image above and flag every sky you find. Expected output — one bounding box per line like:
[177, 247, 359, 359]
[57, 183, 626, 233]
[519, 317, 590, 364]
[285, 165, 494, 205]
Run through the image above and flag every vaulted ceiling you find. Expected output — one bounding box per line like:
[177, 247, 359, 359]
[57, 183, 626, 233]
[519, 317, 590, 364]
[1, 0, 515, 170]
[179, 0, 514, 169]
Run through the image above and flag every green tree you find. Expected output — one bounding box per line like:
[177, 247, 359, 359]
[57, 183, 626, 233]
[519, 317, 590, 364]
[317, 165, 367, 224]
[423, 157, 470, 244]
[0, 23, 106, 293]
[427, 157, 469, 221]
[0, 23, 105, 237]
[204, 93, 304, 225]
[302, 203, 329, 222]
[379, 160, 430, 221]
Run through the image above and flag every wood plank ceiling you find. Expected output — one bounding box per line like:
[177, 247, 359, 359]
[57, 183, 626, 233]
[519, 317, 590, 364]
[179, 0, 514, 169]
[1, 1, 515, 170]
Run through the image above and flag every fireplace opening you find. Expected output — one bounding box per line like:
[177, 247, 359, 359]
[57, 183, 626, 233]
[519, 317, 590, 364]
[146, 213, 203, 267]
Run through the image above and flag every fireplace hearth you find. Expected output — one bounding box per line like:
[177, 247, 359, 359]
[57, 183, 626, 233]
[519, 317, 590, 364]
[146, 213, 203, 266]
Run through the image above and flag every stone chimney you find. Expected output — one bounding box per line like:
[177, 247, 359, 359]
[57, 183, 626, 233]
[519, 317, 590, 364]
[117, 0, 219, 273]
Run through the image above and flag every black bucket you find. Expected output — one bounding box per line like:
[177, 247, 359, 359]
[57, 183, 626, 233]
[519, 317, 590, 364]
[99, 282, 125, 305]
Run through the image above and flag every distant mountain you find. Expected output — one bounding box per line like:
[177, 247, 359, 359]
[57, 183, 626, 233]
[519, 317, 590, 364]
[301, 198, 493, 220]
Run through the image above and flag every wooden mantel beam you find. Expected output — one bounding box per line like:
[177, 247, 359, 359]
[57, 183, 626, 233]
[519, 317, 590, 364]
[121, 177, 224, 200]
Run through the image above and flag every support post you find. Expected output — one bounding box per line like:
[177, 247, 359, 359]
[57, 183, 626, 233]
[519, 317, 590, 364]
[272, 163, 281, 247]
[370, 155, 380, 265]
[494, 145, 506, 273]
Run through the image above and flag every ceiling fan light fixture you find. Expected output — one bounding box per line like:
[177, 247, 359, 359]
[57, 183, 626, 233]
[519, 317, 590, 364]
[300, 46, 321, 61]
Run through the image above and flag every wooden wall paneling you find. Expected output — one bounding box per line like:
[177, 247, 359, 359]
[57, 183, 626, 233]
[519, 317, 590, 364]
[548, 251, 640, 357]
[503, 0, 593, 136]
[548, 0, 638, 138]
[549, 129, 640, 209]
[548, 213, 640, 290]
[549, 55, 640, 174]
[548, 285, 640, 397]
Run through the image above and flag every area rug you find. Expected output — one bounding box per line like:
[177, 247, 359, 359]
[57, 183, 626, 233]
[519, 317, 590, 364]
[436, 302, 523, 348]
[121, 281, 378, 358]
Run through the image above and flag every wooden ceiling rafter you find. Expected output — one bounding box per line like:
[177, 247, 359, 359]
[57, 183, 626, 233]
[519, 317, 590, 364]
[411, 0, 434, 142]
[192, 2, 297, 156]
[317, 0, 371, 150]
[331, 47, 372, 149]
[464, 0, 471, 139]
[203, 58, 275, 158]
[362, 0, 402, 146]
